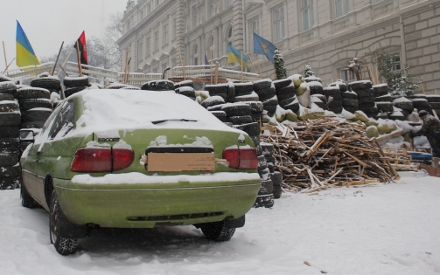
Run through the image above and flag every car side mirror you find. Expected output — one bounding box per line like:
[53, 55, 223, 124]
[19, 129, 36, 143]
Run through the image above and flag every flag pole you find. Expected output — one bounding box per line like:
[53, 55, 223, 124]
[75, 41, 83, 76]
[51, 41, 64, 76]
[240, 51, 244, 82]
[178, 46, 186, 80]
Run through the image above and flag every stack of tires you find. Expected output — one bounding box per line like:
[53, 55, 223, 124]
[234, 82, 258, 102]
[392, 96, 413, 120]
[204, 83, 231, 102]
[0, 78, 21, 189]
[175, 80, 196, 100]
[427, 95, 440, 115]
[254, 142, 276, 208]
[17, 86, 52, 129]
[251, 80, 278, 115]
[324, 85, 343, 114]
[273, 78, 299, 113]
[373, 84, 393, 119]
[409, 94, 432, 114]
[349, 80, 378, 118]
[64, 76, 90, 98]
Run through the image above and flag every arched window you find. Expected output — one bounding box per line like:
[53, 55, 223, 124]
[193, 44, 199, 65]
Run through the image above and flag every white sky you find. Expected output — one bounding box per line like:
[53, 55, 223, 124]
[0, 0, 127, 70]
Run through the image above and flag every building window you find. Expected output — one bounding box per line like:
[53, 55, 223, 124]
[208, 0, 216, 17]
[137, 40, 143, 62]
[163, 25, 169, 46]
[226, 27, 233, 52]
[192, 5, 199, 28]
[154, 31, 159, 51]
[302, 0, 314, 31]
[273, 6, 285, 42]
[250, 17, 260, 50]
[193, 44, 199, 65]
[335, 0, 349, 18]
[392, 55, 401, 71]
[173, 18, 177, 39]
[340, 68, 355, 81]
[145, 37, 150, 57]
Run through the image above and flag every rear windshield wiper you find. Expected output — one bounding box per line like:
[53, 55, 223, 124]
[152, 119, 197, 125]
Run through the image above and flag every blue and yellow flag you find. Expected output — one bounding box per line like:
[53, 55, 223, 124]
[227, 44, 249, 68]
[16, 21, 40, 67]
[253, 33, 277, 64]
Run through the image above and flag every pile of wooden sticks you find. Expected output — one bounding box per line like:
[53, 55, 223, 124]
[261, 116, 401, 193]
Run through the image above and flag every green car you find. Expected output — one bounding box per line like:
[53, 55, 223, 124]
[20, 89, 261, 255]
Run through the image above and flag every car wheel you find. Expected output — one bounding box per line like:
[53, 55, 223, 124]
[50, 189, 78, 255]
[200, 221, 236, 242]
[21, 182, 36, 208]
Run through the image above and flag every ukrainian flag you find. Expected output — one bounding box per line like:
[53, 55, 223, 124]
[227, 44, 249, 69]
[253, 33, 277, 64]
[16, 21, 40, 67]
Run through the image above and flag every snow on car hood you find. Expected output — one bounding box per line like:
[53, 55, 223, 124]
[73, 89, 241, 134]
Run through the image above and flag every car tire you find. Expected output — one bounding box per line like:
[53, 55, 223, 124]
[64, 86, 87, 98]
[256, 87, 276, 102]
[221, 103, 252, 117]
[0, 93, 15, 101]
[0, 153, 19, 167]
[0, 126, 20, 138]
[16, 87, 50, 100]
[19, 98, 52, 111]
[63, 76, 90, 88]
[273, 78, 292, 89]
[50, 190, 78, 255]
[200, 221, 236, 242]
[30, 77, 61, 90]
[253, 79, 272, 91]
[0, 177, 19, 190]
[21, 182, 36, 208]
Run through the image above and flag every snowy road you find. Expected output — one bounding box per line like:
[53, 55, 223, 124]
[1, 172, 439, 275]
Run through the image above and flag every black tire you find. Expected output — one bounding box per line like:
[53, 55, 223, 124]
[16, 87, 50, 100]
[358, 101, 376, 108]
[227, 82, 236, 103]
[349, 80, 373, 91]
[256, 87, 276, 102]
[262, 97, 278, 114]
[254, 193, 274, 208]
[50, 190, 79, 255]
[273, 78, 292, 89]
[342, 98, 359, 108]
[0, 153, 19, 167]
[221, 103, 252, 117]
[308, 81, 324, 95]
[30, 77, 61, 90]
[63, 76, 89, 88]
[276, 84, 295, 96]
[229, 115, 253, 125]
[278, 96, 296, 108]
[176, 86, 196, 98]
[174, 80, 194, 89]
[204, 84, 229, 96]
[0, 93, 15, 101]
[260, 143, 274, 156]
[0, 101, 19, 112]
[64, 86, 87, 98]
[0, 163, 20, 178]
[245, 101, 264, 113]
[141, 80, 175, 91]
[430, 102, 440, 109]
[0, 177, 19, 190]
[234, 121, 260, 136]
[21, 108, 52, 123]
[394, 100, 414, 113]
[200, 221, 236, 242]
[210, 110, 227, 122]
[234, 82, 254, 96]
[341, 91, 358, 99]
[0, 74, 12, 82]
[0, 113, 21, 126]
[257, 154, 267, 168]
[283, 100, 300, 113]
[376, 102, 394, 113]
[0, 126, 20, 139]
[106, 83, 130, 89]
[259, 179, 274, 194]
[234, 92, 259, 102]
[427, 95, 440, 103]
[355, 88, 374, 98]
[373, 84, 389, 97]
[358, 96, 375, 105]
[21, 182, 36, 208]
[273, 185, 282, 199]
[0, 138, 20, 154]
[201, 96, 225, 109]
[19, 98, 52, 111]
[374, 94, 392, 102]
[324, 87, 341, 98]
[253, 79, 272, 91]
[0, 81, 18, 94]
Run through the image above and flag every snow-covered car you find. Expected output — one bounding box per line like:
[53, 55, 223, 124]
[20, 89, 261, 255]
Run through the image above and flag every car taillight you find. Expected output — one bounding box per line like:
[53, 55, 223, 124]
[71, 148, 134, 172]
[222, 147, 258, 170]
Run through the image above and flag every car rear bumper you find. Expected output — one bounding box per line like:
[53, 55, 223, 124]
[54, 172, 261, 228]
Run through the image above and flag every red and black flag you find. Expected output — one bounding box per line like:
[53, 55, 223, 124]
[74, 31, 88, 65]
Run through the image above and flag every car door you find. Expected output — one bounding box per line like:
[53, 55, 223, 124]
[21, 100, 76, 207]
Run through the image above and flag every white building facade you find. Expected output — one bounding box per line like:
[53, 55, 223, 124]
[117, 0, 440, 93]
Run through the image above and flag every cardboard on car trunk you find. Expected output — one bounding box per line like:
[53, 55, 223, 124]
[147, 153, 215, 172]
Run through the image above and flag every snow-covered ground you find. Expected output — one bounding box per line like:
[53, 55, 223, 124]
[1, 172, 439, 275]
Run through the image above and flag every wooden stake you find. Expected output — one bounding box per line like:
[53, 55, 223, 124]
[51, 41, 64, 76]
[2, 41, 8, 69]
[75, 41, 83, 76]
[214, 62, 219, 84]
[177, 46, 186, 80]
[57, 47, 75, 76]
